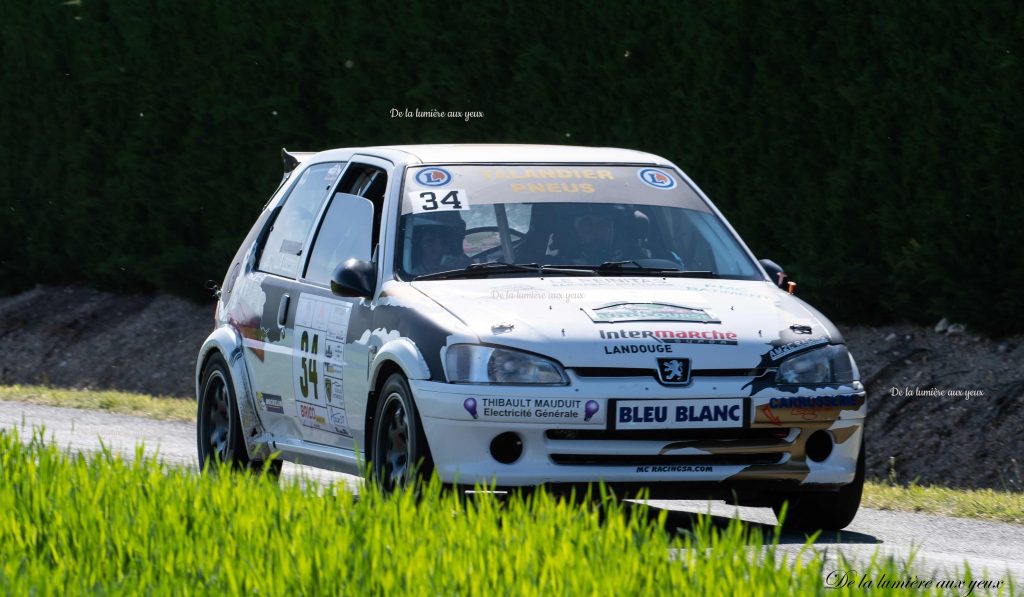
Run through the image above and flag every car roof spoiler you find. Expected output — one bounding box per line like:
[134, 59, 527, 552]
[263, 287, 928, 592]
[281, 148, 315, 174]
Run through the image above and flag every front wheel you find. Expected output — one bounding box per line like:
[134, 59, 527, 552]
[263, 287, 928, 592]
[197, 353, 282, 476]
[371, 374, 433, 493]
[773, 437, 865, 531]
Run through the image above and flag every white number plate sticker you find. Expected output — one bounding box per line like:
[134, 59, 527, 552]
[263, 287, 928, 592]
[614, 399, 745, 430]
[409, 189, 470, 213]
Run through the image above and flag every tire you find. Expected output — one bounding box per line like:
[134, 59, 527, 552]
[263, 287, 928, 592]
[773, 437, 865, 531]
[371, 373, 433, 493]
[197, 352, 282, 476]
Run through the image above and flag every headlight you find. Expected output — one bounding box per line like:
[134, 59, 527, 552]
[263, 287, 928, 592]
[445, 345, 568, 385]
[776, 345, 856, 385]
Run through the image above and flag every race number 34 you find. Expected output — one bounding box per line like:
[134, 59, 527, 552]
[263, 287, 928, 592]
[409, 189, 470, 213]
[299, 330, 319, 401]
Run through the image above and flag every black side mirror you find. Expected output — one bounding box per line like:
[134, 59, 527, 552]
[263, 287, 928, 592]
[331, 259, 376, 298]
[759, 258, 795, 293]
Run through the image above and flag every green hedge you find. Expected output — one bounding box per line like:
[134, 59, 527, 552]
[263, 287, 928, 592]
[1, 1, 1020, 334]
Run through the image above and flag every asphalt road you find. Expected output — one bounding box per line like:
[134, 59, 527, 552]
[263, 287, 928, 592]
[3, 401, 1022, 585]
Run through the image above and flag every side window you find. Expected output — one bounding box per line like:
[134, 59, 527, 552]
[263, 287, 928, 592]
[303, 163, 387, 286]
[258, 162, 344, 278]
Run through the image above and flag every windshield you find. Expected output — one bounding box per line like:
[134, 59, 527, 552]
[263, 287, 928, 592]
[396, 165, 761, 280]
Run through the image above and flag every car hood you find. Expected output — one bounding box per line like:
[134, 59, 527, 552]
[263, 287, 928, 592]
[410, 277, 841, 370]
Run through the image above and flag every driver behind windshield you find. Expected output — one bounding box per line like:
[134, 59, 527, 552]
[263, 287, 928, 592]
[571, 211, 617, 264]
[559, 205, 651, 265]
[408, 214, 471, 277]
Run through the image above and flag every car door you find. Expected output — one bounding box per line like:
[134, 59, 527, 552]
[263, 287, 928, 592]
[287, 157, 391, 449]
[243, 161, 346, 439]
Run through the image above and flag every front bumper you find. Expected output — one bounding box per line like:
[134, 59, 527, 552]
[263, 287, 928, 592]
[411, 375, 866, 493]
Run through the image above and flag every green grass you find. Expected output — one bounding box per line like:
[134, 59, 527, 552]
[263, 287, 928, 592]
[1, 429, 1011, 595]
[863, 481, 1024, 525]
[2, 384, 1022, 528]
[0, 384, 194, 421]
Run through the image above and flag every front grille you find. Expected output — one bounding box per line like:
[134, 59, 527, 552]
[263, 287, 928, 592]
[693, 368, 772, 378]
[571, 367, 654, 378]
[571, 367, 772, 379]
[549, 453, 784, 466]
[545, 427, 790, 442]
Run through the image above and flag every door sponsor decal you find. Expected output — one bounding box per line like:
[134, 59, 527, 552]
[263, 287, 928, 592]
[293, 295, 352, 436]
[257, 392, 285, 414]
[298, 401, 349, 436]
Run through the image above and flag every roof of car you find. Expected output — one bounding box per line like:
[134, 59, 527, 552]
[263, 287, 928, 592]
[303, 144, 671, 166]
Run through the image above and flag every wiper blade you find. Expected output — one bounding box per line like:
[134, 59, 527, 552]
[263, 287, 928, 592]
[596, 260, 658, 271]
[551, 261, 717, 278]
[413, 261, 595, 281]
[468, 261, 543, 273]
[660, 270, 716, 278]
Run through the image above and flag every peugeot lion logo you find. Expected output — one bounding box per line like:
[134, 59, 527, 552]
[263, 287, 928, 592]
[657, 357, 691, 385]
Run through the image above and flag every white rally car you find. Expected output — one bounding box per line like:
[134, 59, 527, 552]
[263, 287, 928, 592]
[196, 144, 866, 530]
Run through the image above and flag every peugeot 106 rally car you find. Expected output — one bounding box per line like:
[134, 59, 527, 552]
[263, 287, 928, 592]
[196, 144, 866, 530]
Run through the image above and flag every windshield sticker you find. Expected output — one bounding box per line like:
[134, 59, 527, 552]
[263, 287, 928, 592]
[325, 164, 342, 182]
[409, 189, 470, 213]
[510, 182, 595, 193]
[638, 168, 677, 189]
[481, 168, 615, 180]
[414, 167, 452, 186]
[584, 303, 720, 324]
[401, 165, 713, 215]
[279, 239, 303, 255]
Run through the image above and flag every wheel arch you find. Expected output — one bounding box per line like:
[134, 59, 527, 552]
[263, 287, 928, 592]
[195, 325, 270, 459]
[365, 359, 406, 459]
[364, 338, 432, 461]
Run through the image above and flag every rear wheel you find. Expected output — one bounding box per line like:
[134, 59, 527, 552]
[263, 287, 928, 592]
[197, 353, 282, 476]
[371, 374, 433, 493]
[773, 437, 865, 531]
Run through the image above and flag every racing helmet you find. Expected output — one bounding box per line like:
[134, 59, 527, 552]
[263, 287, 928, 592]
[401, 211, 467, 272]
